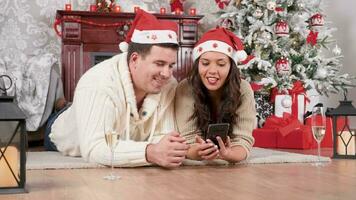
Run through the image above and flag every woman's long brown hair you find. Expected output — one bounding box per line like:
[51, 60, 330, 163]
[187, 58, 242, 139]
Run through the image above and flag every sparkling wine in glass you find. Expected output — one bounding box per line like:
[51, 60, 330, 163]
[311, 106, 326, 166]
[103, 111, 120, 180]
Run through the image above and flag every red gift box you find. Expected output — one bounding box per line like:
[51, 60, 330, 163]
[253, 113, 315, 149]
[276, 125, 314, 149]
[253, 128, 278, 148]
[253, 126, 314, 149]
[305, 117, 348, 148]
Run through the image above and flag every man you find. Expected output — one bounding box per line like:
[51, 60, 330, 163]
[48, 10, 189, 168]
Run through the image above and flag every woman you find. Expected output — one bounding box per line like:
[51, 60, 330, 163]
[175, 27, 256, 163]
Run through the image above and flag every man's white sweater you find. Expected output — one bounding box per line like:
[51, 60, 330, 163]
[50, 53, 177, 167]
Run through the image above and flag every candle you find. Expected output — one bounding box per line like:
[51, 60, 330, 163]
[65, 4, 72, 11]
[134, 6, 140, 13]
[0, 146, 19, 187]
[160, 7, 166, 14]
[175, 8, 182, 15]
[189, 8, 196, 16]
[113, 5, 121, 13]
[337, 131, 355, 155]
[90, 4, 97, 12]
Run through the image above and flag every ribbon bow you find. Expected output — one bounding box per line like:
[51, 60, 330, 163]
[263, 113, 303, 137]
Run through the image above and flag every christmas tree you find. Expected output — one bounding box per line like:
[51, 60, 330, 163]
[217, 0, 354, 95]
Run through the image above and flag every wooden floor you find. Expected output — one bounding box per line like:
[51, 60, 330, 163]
[2, 148, 356, 200]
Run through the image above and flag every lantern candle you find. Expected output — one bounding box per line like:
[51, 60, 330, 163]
[189, 8, 196, 16]
[113, 5, 121, 13]
[160, 7, 166, 14]
[134, 6, 140, 13]
[337, 131, 356, 155]
[175, 8, 182, 15]
[90, 4, 97, 12]
[0, 146, 19, 187]
[65, 4, 72, 11]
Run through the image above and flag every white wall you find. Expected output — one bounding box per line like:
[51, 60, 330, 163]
[324, 0, 356, 105]
[324, 0, 356, 127]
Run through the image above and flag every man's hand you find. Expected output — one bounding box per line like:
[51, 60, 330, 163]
[146, 131, 189, 168]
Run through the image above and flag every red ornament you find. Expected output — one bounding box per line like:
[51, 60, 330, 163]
[215, 0, 231, 9]
[113, 5, 120, 13]
[307, 30, 318, 46]
[90, 4, 97, 12]
[274, 20, 289, 37]
[275, 7, 284, 13]
[310, 13, 324, 27]
[275, 57, 291, 76]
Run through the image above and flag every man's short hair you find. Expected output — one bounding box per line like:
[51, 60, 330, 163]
[126, 42, 179, 63]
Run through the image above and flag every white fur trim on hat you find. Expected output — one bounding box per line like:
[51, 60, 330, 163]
[119, 42, 129, 52]
[193, 40, 247, 64]
[131, 29, 178, 44]
[236, 50, 247, 61]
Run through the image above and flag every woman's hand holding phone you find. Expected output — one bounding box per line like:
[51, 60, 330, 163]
[194, 135, 219, 160]
[215, 136, 233, 160]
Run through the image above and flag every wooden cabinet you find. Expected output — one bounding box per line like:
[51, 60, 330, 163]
[56, 10, 202, 101]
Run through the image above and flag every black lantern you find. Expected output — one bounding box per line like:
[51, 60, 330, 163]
[326, 91, 356, 159]
[0, 75, 27, 193]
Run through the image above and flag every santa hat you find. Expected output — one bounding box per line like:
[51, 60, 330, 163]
[192, 28, 247, 65]
[119, 9, 178, 52]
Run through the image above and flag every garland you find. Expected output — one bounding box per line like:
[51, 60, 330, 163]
[53, 17, 131, 37]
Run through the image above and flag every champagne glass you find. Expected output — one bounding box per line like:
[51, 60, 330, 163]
[103, 113, 120, 180]
[311, 105, 326, 166]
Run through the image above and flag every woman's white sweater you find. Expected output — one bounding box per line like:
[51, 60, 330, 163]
[174, 79, 256, 157]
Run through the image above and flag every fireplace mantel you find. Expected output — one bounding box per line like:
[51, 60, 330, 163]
[56, 10, 203, 101]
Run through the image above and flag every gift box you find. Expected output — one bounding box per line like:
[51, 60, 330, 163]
[254, 92, 274, 128]
[305, 85, 320, 112]
[252, 128, 278, 148]
[276, 125, 314, 149]
[253, 126, 314, 149]
[274, 94, 305, 123]
[253, 113, 315, 149]
[305, 116, 348, 148]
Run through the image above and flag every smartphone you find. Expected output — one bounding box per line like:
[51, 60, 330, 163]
[205, 123, 230, 148]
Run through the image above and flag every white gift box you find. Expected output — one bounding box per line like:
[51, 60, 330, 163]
[306, 86, 321, 112]
[274, 94, 305, 123]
